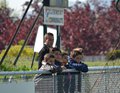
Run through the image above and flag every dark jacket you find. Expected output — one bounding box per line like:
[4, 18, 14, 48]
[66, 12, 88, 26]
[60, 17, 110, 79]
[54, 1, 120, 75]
[38, 44, 49, 69]
[54, 60, 62, 74]
[68, 56, 88, 72]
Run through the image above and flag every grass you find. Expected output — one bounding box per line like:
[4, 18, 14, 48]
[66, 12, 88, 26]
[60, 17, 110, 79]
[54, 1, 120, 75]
[0, 57, 120, 80]
[85, 60, 120, 67]
[0, 57, 120, 71]
[0, 57, 38, 71]
[16, 58, 120, 70]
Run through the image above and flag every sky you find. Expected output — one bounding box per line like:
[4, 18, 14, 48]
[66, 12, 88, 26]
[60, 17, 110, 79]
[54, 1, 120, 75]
[5, 0, 87, 18]
[6, 0, 87, 11]
[6, 0, 112, 12]
[6, 0, 111, 15]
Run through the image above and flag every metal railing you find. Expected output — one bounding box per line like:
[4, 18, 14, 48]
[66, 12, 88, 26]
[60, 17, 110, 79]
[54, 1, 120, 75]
[0, 66, 120, 93]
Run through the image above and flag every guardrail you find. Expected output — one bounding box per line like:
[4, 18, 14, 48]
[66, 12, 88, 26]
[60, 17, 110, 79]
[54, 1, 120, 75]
[0, 66, 120, 75]
[0, 66, 120, 93]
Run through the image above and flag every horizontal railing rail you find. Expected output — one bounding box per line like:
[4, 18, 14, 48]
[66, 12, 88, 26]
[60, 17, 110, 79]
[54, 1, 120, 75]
[0, 66, 120, 93]
[0, 66, 120, 75]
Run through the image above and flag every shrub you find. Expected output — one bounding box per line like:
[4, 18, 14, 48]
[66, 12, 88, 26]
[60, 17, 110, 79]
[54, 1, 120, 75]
[0, 45, 34, 71]
[0, 57, 31, 71]
[18, 40, 24, 45]
[0, 45, 34, 58]
[106, 50, 120, 60]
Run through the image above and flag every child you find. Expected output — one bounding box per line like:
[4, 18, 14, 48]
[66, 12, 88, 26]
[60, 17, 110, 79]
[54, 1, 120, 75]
[34, 53, 61, 93]
[68, 48, 88, 72]
[40, 53, 55, 72]
[61, 52, 68, 68]
[51, 47, 64, 69]
[34, 53, 61, 84]
[51, 47, 64, 93]
[66, 48, 88, 93]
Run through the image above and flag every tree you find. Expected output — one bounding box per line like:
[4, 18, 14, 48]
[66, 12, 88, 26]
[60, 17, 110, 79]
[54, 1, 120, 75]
[61, 1, 120, 55]
[0, 5, 13, 51]
[0, 0, 43, 52]
[0, 0, 120, 56]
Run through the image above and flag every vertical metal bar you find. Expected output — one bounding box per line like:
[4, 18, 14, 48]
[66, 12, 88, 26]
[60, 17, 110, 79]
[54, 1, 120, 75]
[0, 0, 33, 65]
[78, 72, 82, 93]
[56, 26, 61, 49]
[43, 24, 47, 35]
[13, 5, 44, 66]
[53, 74, 56, 93]
[31, 52, 36, 68]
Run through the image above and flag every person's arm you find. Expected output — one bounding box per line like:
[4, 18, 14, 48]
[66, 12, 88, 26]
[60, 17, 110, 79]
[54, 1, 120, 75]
[75, 63, 88, 72]
[69, 62, 88, 72]
[38, 46, 49, 69]
[68, 56, 88, 72]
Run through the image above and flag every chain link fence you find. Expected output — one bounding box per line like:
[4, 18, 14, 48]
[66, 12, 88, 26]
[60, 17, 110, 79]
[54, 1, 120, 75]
[0, 66, 120, 93]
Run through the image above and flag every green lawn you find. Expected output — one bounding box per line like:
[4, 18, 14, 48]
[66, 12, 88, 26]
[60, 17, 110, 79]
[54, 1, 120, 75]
[17, 58, 120, 69]
[85, 60, 120, 67]
[0, 57, 120, 71]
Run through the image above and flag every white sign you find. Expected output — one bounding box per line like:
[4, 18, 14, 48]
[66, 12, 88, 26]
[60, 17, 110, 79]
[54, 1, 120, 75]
[34, 26, 57, 53]
[44, 7, 64, 26]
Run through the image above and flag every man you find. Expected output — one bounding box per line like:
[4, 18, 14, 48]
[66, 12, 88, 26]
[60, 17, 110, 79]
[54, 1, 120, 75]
[38, 32, 54, 69]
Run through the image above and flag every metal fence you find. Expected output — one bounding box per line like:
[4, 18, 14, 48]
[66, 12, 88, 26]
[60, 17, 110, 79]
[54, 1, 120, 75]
[0, 66, 120, 93]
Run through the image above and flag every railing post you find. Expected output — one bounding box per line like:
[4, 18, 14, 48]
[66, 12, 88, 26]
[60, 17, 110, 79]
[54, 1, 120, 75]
[78, 72, 82, 93]
[53, 73, 56, 93]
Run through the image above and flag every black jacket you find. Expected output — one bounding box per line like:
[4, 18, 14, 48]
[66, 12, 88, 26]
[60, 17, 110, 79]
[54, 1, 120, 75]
[38, 44, 50, 69]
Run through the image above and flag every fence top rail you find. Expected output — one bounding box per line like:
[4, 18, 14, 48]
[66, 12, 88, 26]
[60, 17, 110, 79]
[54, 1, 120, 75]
[0, 66, 120, 75]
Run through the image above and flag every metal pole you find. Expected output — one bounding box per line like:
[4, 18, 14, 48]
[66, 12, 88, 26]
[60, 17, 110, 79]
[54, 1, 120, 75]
[13, 5, 44, 66]
[0, 0, 33, 65]
[43, 24, 47, 35]
[31, 52, 36, 68]
[56, 26, 61, 49]
[78, 72, 82, 93]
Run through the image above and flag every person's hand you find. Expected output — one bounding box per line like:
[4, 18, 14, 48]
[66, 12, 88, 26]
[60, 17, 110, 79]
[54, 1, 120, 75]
[73, 48, 83, 53]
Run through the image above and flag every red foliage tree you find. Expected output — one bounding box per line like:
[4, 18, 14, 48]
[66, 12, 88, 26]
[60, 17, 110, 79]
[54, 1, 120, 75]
[0, 1, 42, 52]
[0, 0, 120, 56]
[0, 7, 14, 51]
[61, 1, 120, 55]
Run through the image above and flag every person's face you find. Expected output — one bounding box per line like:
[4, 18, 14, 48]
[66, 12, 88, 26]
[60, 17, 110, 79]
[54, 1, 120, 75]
[47, 58, 55, 65]
[74, 55, 83, 63]
[46, 35, 54, 47]
[54, 51, 62, 61]
[62, 55, 68, 65]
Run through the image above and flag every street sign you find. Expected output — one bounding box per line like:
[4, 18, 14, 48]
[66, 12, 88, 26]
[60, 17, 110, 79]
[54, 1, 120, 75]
[44, 6, 64, 26]
[43, 0, 68, 7]
[50, 0, 68, 8]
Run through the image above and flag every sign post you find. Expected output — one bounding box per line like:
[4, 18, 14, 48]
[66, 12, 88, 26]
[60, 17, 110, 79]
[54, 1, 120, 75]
[43, 6, 65, 48]
[43, 0, 68, 48]
[44, 6, 64, 26]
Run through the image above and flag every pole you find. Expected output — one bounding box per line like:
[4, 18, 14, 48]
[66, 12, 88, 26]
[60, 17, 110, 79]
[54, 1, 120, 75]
[56, 26, 61, 49]
[0, 0, 33, 65]
[31, 52, 36, 68]
[43, 24, 47, 35]
[13, 5, 44, 66]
